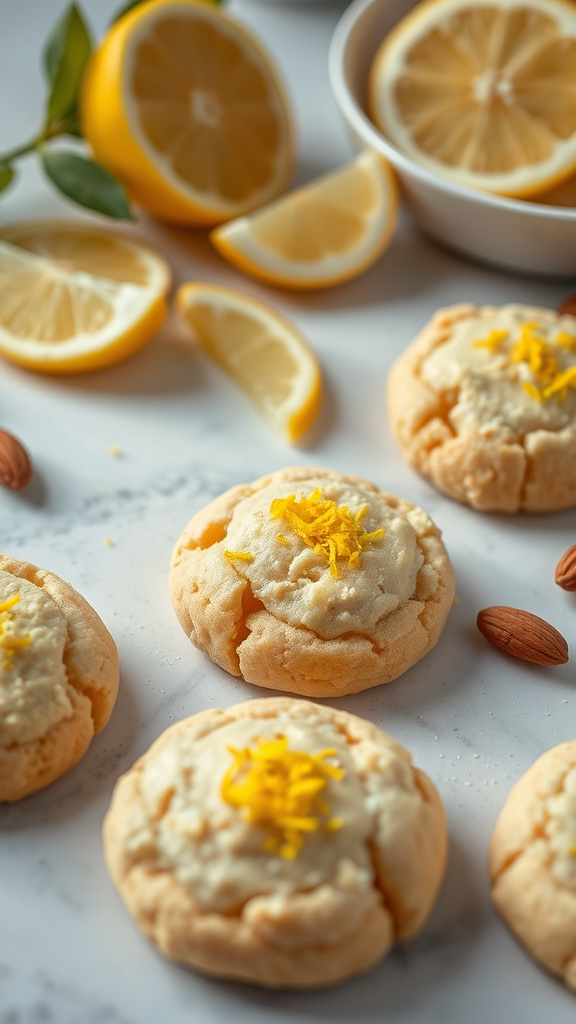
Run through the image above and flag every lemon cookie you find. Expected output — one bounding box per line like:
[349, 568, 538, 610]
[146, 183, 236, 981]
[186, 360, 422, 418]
[104, 697, 447, 988]
[170, 467, 455, 696]
[489, 741, 576, 990]
[0, 554, 119, 802]
[388, 304, 576, 512]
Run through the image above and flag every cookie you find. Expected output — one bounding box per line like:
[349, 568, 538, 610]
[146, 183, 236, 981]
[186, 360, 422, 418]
[170, 466, 455, 696]
[387, 304, 576, 512]
[489, 741, 576, 990]
[0, 554, 119, 802]
[103, 696, 447, 989]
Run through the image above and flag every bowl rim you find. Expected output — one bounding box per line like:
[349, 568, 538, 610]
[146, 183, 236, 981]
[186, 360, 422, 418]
[328, 0, 576, 223]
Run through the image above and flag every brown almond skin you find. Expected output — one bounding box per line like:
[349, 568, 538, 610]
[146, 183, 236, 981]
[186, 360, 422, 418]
[559, 294, 576, 317]
[477, 606, 569, 666]
[0, 429, 33, 490]
[555, 545, 576, 592]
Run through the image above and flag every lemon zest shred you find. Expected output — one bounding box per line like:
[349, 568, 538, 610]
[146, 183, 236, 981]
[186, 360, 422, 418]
[523, 381, 543, 402]
[472, 328, 509, 352]
[474, 321, 576, 404]
[276, 534, 289, 545]
[221, 735, 345, 860]
[270, 488, 384, 579]
[0, 593, 31, 670]
[225, 550, 253, 563]
[556, 331, 576, 351]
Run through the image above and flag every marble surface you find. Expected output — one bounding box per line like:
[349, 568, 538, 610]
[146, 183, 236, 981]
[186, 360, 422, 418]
[1, 1, 576, 1021]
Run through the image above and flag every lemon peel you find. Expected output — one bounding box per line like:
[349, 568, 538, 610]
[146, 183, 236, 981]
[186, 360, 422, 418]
[270, 487, 385, 579]
[221, 735, 344, 860]
[472, 321, 576, 404]
[0, 593, 31, 671]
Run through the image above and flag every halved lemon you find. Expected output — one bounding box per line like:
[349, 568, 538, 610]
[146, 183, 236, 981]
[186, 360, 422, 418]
[0, 220, 171, 374]
[81, 0, 294, 225]
[210, 150, 398, 290]
[176, 283, 322, 442]
[368, 0, 576, 198]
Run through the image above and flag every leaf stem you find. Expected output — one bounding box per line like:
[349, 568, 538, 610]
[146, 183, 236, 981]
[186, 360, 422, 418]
[0, 115, 80, 167]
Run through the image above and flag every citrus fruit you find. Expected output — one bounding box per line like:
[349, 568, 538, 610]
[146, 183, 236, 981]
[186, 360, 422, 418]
[368, 0, 576, 198]
[81, 0, 294, 226]
[176, 283, 322, 442]
[210, 150, 398, 290]
[0, 220, 171, 374]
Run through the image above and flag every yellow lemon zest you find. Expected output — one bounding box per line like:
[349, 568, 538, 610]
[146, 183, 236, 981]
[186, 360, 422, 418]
[276, 534, 289, 545]
[224, 551, 253, 563]
[0, 593, 31, 670]
[270, 488, 385, 579]
[472, 328, 509, 352]
[542, 367, 576, 402]
[221, 735, 345, 860]
[556, 332, 576, 351]
[478, 321, 576, 404]
[523, 381, 543, 402]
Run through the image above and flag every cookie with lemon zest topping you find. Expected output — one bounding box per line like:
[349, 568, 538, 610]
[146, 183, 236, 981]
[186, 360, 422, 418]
[388, 303, 576, 512]
[170, 466, 454, 696]
[103, 696, 448, 988]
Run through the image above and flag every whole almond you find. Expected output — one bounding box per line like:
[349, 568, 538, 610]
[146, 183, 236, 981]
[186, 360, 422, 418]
[477, 606, 568, 666]
[556, 545, 576, 591]
[0, 429, 33, 490]
[559, 294, 576, 318]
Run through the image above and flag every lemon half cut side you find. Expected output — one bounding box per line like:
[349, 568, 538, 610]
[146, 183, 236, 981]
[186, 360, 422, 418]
[369, 0, 576, 198]
[210, 150, 398, 290]
[81, 0, 295, 225]
[176, 283, 322, 443]
[0, 220, 171, 374]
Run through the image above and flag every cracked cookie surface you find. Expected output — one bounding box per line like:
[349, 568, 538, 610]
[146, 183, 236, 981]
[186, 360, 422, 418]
[103, 696, 447, 988]
[0, 554, 119, 802]
[387, 304, 576, 512]
[169, 467, 455, 696]
[489, 741, 576, 990]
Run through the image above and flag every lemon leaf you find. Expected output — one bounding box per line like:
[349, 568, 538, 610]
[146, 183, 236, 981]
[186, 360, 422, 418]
[41, 151, 133, 220]
[44, 3, 92, 127]
[0, 166, 14, 194]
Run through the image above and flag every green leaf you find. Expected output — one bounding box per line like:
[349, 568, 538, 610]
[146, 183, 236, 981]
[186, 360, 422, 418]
[0, 165, 15, 194]
[44, 4, 92, 126]
[111, 0, 223, 22]
[42, 150, 133, 219]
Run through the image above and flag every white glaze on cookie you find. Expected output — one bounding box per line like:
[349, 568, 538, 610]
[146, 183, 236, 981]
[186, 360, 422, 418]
[420, 306, 576, 436]
[0, 570, 72, 747]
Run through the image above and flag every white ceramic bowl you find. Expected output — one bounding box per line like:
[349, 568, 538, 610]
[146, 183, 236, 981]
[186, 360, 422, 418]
[329, 0, 576, 278]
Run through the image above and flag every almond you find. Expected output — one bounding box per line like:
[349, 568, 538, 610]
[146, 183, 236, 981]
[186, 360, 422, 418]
[477, 606, 568, 666]
[559, 294, 576, 317]
[0, 429, 33, 490]
[555, 545, 576, 591]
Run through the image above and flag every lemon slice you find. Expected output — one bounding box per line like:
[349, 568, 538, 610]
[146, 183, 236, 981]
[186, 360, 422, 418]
[80, 0, 294, 225]
[0, 220, 170, 374]
[210, 150, 398, 290]
[176, 283, 322, 442]
[369, 0, 576, 198]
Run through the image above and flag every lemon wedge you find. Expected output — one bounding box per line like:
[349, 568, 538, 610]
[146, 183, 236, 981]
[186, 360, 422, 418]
[176, 283, 322, 442]
[369, 0, 576, 198]
[80, 0, 294, 225]
[210, 150, 398, 290]
[0, 220, 170, 374]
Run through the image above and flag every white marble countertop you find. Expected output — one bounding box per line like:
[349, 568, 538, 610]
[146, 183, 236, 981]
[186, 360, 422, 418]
[2, 1, 576, 1021]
